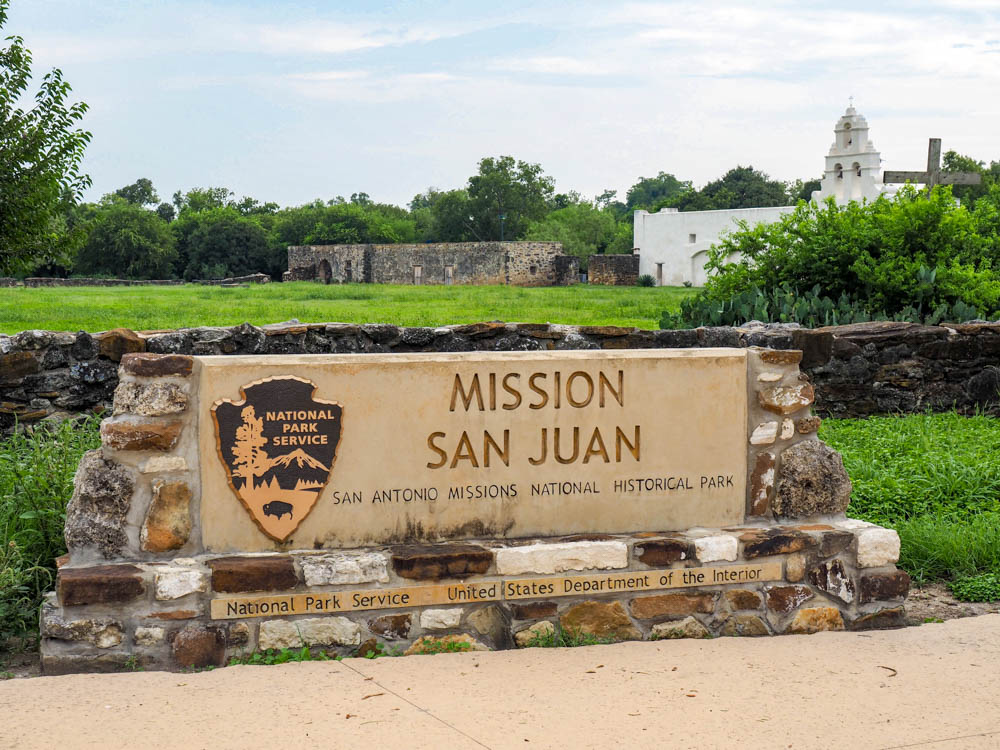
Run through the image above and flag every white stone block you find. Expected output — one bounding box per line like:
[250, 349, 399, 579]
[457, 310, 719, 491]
[693, 535, 738, 562]
[856, 527, 900, 568]
[757, 372, 783, 383]
[258, 617, 362, 650]
[750, 422, 779, 445]
[140, 456, 188, 474]
[134, 626, 165, 646]
[836, 519, 876, 530]
[494, 541, 628, 575]
[154, 568, 207, 600]
[298, 552, 390, 586]
[420, 608, 463, 630]
[781, 419, 795, 440]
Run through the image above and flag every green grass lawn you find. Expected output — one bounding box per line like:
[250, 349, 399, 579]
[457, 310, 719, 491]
[0, 283, 696, 334]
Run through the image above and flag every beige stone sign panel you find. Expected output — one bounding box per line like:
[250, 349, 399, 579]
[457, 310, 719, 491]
[209, 562, 782, 620]
[197, 350, 748, 551]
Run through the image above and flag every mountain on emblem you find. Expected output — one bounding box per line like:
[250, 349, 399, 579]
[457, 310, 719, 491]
[211, 377, 343, 542]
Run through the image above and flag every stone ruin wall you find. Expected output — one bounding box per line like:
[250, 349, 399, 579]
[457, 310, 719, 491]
[38, 348, 910, 673]
[284, 242, 578, 287]
[2, 320, 998, 433]
[588, 255, 640, 286]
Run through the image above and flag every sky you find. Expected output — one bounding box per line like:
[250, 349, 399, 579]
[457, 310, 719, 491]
[8, 0, 1000, 209]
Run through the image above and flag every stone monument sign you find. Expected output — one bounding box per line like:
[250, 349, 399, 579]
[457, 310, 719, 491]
[41, 344, 910, 673]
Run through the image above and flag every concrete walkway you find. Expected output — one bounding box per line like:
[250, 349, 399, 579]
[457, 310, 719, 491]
[3, 615, 999, 750]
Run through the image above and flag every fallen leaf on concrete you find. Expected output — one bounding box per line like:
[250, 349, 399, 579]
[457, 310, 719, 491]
[362, 693, 385, 700]
[878, 666, 898, 677]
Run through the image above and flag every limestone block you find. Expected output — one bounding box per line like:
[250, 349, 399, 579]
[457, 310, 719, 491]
[298, 552, 389, 586]
[749, 422, 778, 445]
[796, 416, 821, 434]
[514, 621, 556, 648]
[757, 372, 783, 383]
[786, 607, 845, 634]
[758, 383, 815, 414]
[650, 616, 710, 640]
[467, 605, 509, 645]
[856, 527, 901, 568]
[404, 634, 489, 656]
[724, 590, 763, 611]
[785, 553, 806, 583]
[64, 450, 135, 558]
[140, 456, 188, 474]
[121, 353, 193, 377]
[113, 382, 188, 416]
[258, 617, 362, 650]
[155, 568, 207, 601]
[719, 614, 770, 637]
[134, 627, 165, 646]
[495, 541, 628, 575]
[141, 480, 192, 553]
[420, 608, 463, 630]
[101, 419, 182, 452]
[631, 593, 716, 619]
[559, 601, 641, 641]
[773, 440, 852, 518]
[693, 535, 738, 563]
[42, 615, 124, 649]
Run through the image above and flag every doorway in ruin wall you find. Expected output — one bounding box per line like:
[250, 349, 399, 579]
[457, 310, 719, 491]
[318, 259, 332, 284]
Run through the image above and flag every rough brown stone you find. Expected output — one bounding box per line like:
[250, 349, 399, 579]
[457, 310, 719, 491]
[630, 593, 716, 619]
[511, 601, 558, 620]
[765, 585, 814, 614]
[58, 565, 145, 606]
[819, 530, 855, 558]
[849, 607, 906, 630]
[55, 553, 70, 569]
[100, 419, 182, 452]
[514, 621, 556, 647]
[773, 441, 852, 518]
[786, 607, 845, 634]
[172, 624, 226, 669]
[785, 553, 806, 582]
[467, 605, 511, 647]
[796, 416, 822, 434]
[112, 381, 188, 416]
[140, 480, 193, 552]
[719, 614, 770, 637]
[391, 545, 492, 580]
[227, 622, 250, 646]
[368, 614, 411, 639]
[147, 610, 198, 620]
[725, 590, 763, 611]
[0, 350, 39, 383]
[635, 538, 690, 566]
[741, 529, 817, 558]
[650, 616, 711, 640]
[64, 450, 135, 558]
[356, 638, 381, 658]
[121, 353, 193, 377]
[758, 383, 815, 414]
[809, 559, 856, 603]
[860, 571, 911, 603]
[749, 452, 776, 516]
[95, 328, 145, 362]
[42, 616, 124, 648]
[560, 601, 641, 641]
[578, 325, 633, 337]
[207, 556, 297, 593]
[452, 322, 507, 338]
[404, 633, 489, 656]
[41, 652, 134, 675]
[757, 349, 803, 365]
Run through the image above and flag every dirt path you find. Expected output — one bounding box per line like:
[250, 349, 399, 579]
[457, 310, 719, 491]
[3, 614, 999, 750]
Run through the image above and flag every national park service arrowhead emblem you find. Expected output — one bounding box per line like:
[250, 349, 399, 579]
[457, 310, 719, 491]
[212, 377, 343, 542]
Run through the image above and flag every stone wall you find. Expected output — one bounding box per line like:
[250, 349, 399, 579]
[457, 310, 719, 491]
[588, 255, 640, 286]
[38, 349, 908, 673]
[285, 242, 579, 287]
[2, 320, 998, 432]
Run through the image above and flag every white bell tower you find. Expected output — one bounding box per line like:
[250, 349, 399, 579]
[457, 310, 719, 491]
[813, 101, 884, 205]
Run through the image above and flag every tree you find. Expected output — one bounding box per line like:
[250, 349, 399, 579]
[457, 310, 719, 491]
[666, 166, 791, 211]
[114, 178, 158, 206]
[0, 0, 91, 274]
[788, 177, 822, 203]
[155, 202, 176, 223]
[74, 200, 176, 279]
[625, 172, 689, 210]
[172, 186, 233, 214]
[466, 156, 554, 240]
[942, 150, 998, 206]
[525, 202, 618, 270]
[172, 207, 271, 279]
[232, 406, 270, 489]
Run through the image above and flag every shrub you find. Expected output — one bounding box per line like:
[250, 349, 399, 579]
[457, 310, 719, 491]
[664, 186, 1000, 327]
[950, 572, 1000, 602]
[0, 418, 100, 641]
[636, 274, 656, 287]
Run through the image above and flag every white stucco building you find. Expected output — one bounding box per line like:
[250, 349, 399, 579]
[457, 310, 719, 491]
[634, 105, 886, 286]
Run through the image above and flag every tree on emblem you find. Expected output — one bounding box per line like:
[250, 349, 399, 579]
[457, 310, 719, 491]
[231, 405, 269, 489]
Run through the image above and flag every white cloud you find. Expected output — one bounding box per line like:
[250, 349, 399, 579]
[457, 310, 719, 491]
[490, 56, 619, 76]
